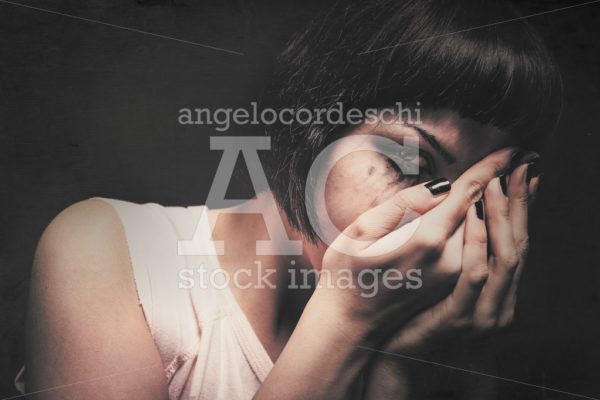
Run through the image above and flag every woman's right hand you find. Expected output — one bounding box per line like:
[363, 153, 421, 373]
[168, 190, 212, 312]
[254, 147, 519, 400]
[316, 147, 520, 346]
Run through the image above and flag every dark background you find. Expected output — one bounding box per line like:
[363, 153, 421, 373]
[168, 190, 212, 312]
[1, 0, 599, 398]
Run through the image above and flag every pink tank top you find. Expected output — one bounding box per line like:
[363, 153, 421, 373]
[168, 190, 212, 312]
[101, 198, 274, 399]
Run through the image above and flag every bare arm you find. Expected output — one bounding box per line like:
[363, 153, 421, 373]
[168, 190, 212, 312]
[25, 199, 168, 400]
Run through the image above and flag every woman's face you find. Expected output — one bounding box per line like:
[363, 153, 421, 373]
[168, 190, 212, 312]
[304, 109, 514, 268]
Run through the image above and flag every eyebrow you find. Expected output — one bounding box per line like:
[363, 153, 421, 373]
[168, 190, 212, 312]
[405, 124, 457, 165]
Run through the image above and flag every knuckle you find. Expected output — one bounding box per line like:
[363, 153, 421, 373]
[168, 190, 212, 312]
[352, 220, 367, 238]
[498, 310, 515, 329]
[486, 155, 509, 176]
[438, 261, 462, 280]
[499, 204, 511, 219]
[474, 317, 497, 333]
[502, 253, 520, 272]
[452, 315, 473, 330]
[351, 216, 374, 239]
[449, 262, 462, 277]
[493, 160, 507, 176]
[515, 235, 530, 256]
[488, 201, 511, 221]
[515, 191, 530, 207]
[471, 230, 488, 247]
[463, 180, 485, 204]
[468, 265, 489, 286]
[392, 193, 413, 215]
[419, 231, 446, 255]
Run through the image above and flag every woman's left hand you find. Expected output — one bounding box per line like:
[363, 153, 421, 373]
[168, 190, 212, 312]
[362, 161, 540, 399]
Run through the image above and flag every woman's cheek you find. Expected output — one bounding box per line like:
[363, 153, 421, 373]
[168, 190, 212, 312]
[324, 152, 403, 232]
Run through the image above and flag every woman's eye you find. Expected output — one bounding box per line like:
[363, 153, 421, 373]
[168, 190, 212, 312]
[386, 156, 433, 185]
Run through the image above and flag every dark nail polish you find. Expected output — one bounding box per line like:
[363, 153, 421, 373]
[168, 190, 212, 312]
[526, 161, 541, 183]
[475, 200, 484, 220]
[499, 175, 508, 196]
[510, 151, 540, 172]
[425, 178, 451, 195]
[509, 150, 525, 172]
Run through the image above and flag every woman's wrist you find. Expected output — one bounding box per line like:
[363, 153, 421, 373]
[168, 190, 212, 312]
[306, 286, 375, 346]
[254, 289, 375, 400]
[308, 284, 407, 349]
[295, 288, 377, 381]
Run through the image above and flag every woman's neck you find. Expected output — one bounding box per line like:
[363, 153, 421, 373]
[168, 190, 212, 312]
[207, 192, 317, 361]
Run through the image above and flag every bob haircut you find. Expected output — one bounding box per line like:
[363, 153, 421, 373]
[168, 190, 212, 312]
[263, 0, 563, 242]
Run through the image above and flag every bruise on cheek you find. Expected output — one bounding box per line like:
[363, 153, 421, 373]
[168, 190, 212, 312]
[324, 152, 404, 231]
[366, 160, 402, 207]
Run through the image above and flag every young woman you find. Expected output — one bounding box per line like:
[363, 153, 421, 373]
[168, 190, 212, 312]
[22, 0, 561, 399]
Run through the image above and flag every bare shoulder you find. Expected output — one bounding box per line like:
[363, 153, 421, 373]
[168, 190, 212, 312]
[26, 199, 168, 400]
[31, 199, 135, 305]
[34, 199, 127, 276]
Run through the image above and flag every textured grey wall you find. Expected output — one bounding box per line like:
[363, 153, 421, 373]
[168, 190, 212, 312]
[1, 0, 599, 398]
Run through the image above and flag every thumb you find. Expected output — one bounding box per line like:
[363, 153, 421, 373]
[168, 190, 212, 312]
[345, 178, 451, 243]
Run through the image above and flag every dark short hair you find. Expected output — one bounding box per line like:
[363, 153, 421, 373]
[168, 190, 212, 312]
[263, 0, 563, 241]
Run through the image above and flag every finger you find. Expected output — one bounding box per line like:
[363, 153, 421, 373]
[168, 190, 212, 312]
[384, 206, 488, 352]
[390, 204, 488, 346]
[474, 177, 517, 330]
[413, 147, 518, 251]
[426, 203, 488, 323]
[428, 203, 488, 323]
[508, 163, 530, 255]
[435, 217, 465, 281]
[527, 161, 542, 205]
[346, 178, 451, 244]
[367, 147, 517, 262]
[498, 161, 539, 325]
[456, 201, 489, 309]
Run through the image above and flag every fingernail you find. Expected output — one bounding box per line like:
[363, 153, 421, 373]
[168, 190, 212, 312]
[475, 200, 484, 220]
[510, 151, 540, 172]
[526, 160, 542, 183]
[499, 175, 508, 196]
[509, 150, 525, 171]
[425, 178, 451, 195]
